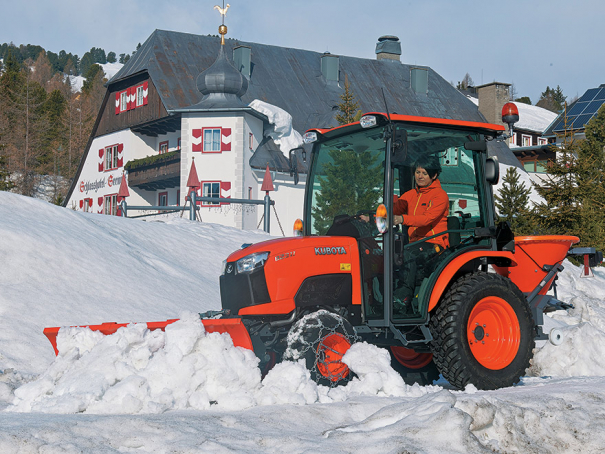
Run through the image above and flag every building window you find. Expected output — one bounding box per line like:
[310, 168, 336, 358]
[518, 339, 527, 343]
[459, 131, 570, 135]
[177, 190, 180, 206]
[104, 194, 118, 216]
[522, 134, 532, 147]
[120, 91, 128, 112]
[523, 161, 535, 172]
[203, 128, 222, 152]
[136, 85, 144, 106]
[510, 134, 516, 147]
[159, 141, 169, 154]
[536, 161, 548, 173]
[83, 198, 91, 213]
[158, 192, 168, 207]
[249, 132, 254, 151]
[538, 137, 548, 145]
[105, 145, 119, 171]
[177, 137, 181, 150]
[201, 181, 221, 205]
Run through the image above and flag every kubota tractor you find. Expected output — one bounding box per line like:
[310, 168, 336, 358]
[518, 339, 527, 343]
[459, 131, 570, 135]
[45, 110, 600, 390]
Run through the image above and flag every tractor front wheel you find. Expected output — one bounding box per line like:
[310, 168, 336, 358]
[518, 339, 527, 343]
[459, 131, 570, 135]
[284, 310, 358, 387]
[429, 272, 535, 390]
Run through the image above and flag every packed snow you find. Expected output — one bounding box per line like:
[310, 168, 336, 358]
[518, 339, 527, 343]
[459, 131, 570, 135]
[1, 191, 605, 453]
[249, 99, 304, 154]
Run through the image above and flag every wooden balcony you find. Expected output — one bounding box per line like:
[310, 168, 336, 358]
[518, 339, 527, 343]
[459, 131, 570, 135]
[125, 151, 181, 191]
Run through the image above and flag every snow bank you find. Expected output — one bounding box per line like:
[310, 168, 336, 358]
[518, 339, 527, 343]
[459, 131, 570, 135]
[249, 99, 303, 154]
[7, 313, 435, 414]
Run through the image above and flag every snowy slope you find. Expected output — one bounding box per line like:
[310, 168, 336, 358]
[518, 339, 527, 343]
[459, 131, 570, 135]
[1, 191, 605, 452]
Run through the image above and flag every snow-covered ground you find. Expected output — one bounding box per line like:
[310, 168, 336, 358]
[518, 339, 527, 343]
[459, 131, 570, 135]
[1, 191, 605, 453]
[68, 62, 123, 92]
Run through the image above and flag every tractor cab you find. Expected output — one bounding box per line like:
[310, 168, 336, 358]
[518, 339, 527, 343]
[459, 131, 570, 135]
[302, 113, 505, 330]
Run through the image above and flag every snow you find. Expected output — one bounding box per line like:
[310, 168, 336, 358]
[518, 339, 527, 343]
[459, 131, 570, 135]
[67, 62, 123, 93]
[2, 191, 605, 452]
[511, 102, 557, 135]
[249, 99, 303, 154]
[494, 163, 545, 208]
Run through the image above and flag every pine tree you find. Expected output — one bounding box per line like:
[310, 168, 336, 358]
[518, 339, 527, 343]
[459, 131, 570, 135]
[532, 107, 581, 236]
[311, 149, 382, 234]
[0, 155, 13, 191]
[335, 76, 361, 126]
[494, 166, 535, 235]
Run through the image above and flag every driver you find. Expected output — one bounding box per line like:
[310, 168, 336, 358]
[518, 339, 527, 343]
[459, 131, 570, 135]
[393, 155, 449, 308]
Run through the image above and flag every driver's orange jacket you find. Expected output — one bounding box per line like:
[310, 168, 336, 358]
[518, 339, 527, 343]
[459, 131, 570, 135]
[393, 179, 449, 249]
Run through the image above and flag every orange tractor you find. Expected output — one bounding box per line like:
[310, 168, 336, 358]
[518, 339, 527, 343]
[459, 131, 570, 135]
[45, 110, 600, 390]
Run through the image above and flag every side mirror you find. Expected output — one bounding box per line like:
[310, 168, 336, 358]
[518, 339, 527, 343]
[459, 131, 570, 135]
[289, 147, 304, 185]
[464, 139, 487, 152]
[486, 156, 499, 185]
[392, 128, 408, 164]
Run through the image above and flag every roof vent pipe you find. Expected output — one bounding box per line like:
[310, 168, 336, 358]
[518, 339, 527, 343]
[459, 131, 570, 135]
[321, 52, 339, 84]
[233, 45, 252, 78]
[376, 35, 401, 62]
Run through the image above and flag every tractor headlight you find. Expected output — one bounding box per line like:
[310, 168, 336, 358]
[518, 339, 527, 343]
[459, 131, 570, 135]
[236, 252, 269, 274]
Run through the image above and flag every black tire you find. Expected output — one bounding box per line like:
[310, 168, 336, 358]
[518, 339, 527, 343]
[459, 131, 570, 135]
[284, 310, 358, 387]
[389, 347, 441, 386]
[429, 272, 535, 390]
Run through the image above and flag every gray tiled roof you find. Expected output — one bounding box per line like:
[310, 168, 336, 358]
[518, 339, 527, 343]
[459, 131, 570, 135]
[109, 29, 519, 166]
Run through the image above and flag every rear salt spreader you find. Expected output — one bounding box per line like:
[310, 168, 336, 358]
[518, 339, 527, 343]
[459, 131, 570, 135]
[45, 109, 602, 390]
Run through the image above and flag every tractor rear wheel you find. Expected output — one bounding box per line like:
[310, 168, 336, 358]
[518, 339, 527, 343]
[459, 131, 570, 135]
[429, 272, 535, 390]
[284, 310, 358, 387]
[389, 347, 440, 386]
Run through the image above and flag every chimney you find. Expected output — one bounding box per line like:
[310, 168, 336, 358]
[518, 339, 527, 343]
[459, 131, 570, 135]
[376, 35, 401, 62]
[321, 52, 339, 84]
[476, 82, 512, 126]
[233, 45, 252, 78]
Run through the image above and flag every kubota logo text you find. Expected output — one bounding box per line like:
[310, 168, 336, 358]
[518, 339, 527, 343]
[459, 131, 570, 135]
[315, 247, 347, 255]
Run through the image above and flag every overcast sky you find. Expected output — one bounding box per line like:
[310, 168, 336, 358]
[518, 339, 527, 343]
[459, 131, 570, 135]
[2, 0, 603, 105]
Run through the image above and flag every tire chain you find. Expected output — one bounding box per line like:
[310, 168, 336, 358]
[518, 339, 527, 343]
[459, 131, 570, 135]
[284, 310, 360, 387]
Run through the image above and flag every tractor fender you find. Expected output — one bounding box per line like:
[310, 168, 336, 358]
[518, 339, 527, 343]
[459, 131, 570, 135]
[427, 251, 517, 312]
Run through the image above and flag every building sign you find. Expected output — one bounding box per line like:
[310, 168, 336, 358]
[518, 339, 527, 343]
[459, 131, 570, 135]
[79, 175, 122, 194]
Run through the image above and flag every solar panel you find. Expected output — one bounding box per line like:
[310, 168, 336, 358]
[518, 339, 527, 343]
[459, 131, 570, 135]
[552, 86, 605, 132]
[572, 114, 593, 129]
[567, 102, 588, 116]
[586, 100, 604, 115]
[578, 88, 600, 103]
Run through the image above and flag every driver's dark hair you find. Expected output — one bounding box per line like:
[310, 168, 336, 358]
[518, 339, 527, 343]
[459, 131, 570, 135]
[414, 155, 442, 179]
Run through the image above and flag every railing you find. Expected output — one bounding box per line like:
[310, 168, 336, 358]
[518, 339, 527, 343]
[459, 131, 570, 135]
[119, 191, 275, 233]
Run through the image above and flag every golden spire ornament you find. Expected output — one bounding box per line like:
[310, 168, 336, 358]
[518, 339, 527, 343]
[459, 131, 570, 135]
[214, 2, 230, 45]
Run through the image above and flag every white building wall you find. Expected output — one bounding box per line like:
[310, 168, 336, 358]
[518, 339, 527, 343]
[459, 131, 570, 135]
[67, 130, 154, 213]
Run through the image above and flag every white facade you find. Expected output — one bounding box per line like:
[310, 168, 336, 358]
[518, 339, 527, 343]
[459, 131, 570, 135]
[67, 109, 305, 236]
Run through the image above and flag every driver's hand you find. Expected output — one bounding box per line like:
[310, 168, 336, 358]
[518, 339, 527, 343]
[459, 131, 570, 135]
[393, 215, 404, 225]
[359, 214, 370, 223]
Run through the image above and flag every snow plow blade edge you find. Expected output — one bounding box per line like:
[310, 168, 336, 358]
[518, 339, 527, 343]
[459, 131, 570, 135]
[43, 318, 254, 356]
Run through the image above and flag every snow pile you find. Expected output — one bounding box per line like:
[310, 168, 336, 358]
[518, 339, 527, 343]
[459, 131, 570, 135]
[249, 99, 303, 154]
[7, 311, 434, 414]
[530, 260, 605, 377]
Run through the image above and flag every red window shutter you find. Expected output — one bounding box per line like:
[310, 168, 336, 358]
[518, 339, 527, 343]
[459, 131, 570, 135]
[127, 89, 131, 110]
[98, 197, 103, 208]
[192, 129, 202, 152]
[117, 143, 124, 167]
[221, 128, 232, 152]
[79, 200, 83, 209]
[115, 93, 120, 114]
[220, 181, 231, 205]
[143, 81, 149, 106]
[99, 149, 104, 172]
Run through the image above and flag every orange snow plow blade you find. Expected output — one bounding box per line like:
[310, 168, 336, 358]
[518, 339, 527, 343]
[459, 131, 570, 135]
[43, 318, 253, 356]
